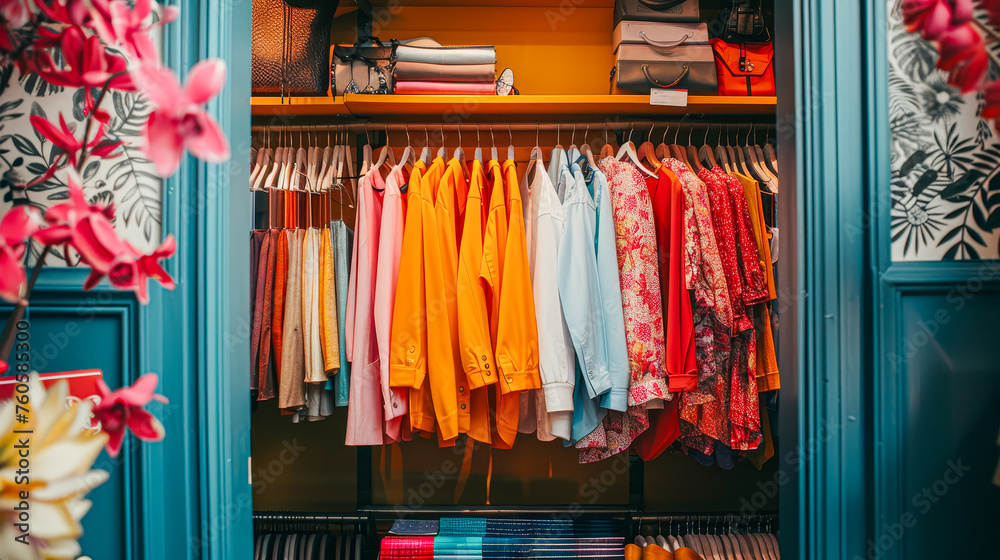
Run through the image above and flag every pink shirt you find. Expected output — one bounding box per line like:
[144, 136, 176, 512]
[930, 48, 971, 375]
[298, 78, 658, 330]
[345, 168, 386, 446]
[374, 164, 409, 440]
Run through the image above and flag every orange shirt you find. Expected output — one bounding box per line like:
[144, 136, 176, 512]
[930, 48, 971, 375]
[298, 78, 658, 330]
[389, 160, 433, 433]
[481, 160, 541, 449]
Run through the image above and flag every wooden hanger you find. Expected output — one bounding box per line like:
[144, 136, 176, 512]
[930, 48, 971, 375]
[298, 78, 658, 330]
[637, 122, 661, 172]
[600, 126, 615, 159]
[668, 123, 690, 169]
[684, 123, 704, 173]
[699, 124, 718, 169]
[579, 124, 598, 170]
[656, 124, 672, 161]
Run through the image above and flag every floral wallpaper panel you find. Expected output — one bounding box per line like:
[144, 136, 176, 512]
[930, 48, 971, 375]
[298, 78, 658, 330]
[0, 68, 162, 266]
[889, 0, 1000, 261]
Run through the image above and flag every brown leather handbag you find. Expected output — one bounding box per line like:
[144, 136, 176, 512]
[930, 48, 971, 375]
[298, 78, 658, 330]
[251, 0, 339, 96]
[710, 38, 775, 96]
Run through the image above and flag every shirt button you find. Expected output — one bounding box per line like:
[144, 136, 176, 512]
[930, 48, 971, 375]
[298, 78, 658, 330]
[392, 402, 398, 409]
[460, 404, 467, 410]
[458, 386, 465, 393]
[506, 377, 513, 383]
[485, 363, 490, 369]
[485, 371, 492, 376]
[588, 370, 595, 378]
[409, 346, 415, 353]
[481, 355, 488, 361]
[406, 359, 413, 366]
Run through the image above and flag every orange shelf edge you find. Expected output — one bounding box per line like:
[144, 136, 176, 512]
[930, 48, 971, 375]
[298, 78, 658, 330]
[250, 94, 777, 119]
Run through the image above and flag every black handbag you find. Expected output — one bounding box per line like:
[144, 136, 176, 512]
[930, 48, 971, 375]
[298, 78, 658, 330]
[613, 0, 701, 26]
[251, 0, 339, 96]
[331, 38, 397, 95]
[720, 0, 771, 43]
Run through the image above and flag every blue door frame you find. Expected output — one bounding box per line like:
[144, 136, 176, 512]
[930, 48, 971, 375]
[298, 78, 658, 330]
[5, 0, 928, 557]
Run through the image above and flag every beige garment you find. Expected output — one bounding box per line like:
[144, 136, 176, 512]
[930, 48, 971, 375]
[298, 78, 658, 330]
[302, 229, 326, 383]
[279, 229, 306, 409]
[319, 227, 341, 373]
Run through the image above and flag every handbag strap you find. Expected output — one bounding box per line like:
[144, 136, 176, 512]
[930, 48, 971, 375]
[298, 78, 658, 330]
[638, 30, 693, 50]
[641, 64, 689, 88]
[638, 0, 688, 9]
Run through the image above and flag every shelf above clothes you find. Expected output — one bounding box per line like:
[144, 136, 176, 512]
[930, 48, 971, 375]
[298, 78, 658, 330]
[250, 94, 778, 120]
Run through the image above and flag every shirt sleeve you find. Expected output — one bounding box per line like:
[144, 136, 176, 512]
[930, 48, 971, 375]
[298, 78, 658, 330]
[457, 174, 498, 390]
[533, 206, 576, 413]
[375, 182, 408, 421]
[495, 168, 541, 395]
[389, 169, 428, 390]
[555, 173, 617, 407]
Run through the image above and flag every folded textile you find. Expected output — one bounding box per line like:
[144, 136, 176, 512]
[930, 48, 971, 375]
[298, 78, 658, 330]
[394, 80, 496, 95]
[396, 44, 497, 65]
[394, 61, 496, 82]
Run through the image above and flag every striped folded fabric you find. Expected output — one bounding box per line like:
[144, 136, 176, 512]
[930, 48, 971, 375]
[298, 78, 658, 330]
[394, 61, 496, 83]
[394, 80, 496, 95]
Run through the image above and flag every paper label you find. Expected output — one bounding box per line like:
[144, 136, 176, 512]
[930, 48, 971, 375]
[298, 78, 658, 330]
[650, 88, 689, 107]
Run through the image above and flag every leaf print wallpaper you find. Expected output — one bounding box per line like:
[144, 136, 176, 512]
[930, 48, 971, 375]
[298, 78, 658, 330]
[0, 68, 162, 266]
[889, 0, 1000, 261]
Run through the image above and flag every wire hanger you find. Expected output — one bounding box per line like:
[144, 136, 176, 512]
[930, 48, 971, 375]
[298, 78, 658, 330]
[580, 123, 598, 170]
[474, 125, 484, 164]
[685, 123, 704, 173]
[505, 124, 514, 162]
[637, 122, 660, 173]
[699, 124, 718, 169]
[420, 125, 432, 165]
[656, 123, 671, 161]
[436, 124, 447, 159]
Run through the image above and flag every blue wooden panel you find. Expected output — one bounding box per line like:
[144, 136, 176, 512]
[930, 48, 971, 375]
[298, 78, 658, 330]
[2, 290, 138, 559]
[894, 293, 1000, 558]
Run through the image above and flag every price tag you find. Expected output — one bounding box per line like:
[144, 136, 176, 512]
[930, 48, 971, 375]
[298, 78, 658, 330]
[650, 88, 689, 107]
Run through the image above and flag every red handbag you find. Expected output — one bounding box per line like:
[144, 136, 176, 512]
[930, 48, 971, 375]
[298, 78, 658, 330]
[710, 38, 775, 96]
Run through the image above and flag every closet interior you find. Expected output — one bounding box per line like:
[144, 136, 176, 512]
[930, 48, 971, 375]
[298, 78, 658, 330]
[248, 1, 791, 558]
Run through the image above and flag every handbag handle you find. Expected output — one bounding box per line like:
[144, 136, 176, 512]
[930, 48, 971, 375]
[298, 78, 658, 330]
[641, 64, 689, 88]
[638, 30, 693, 50]
[638, 0, 688, 9]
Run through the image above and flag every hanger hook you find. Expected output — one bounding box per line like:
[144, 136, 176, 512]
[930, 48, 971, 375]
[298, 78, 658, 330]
[507, 124, 513, 146]
[477, 125, 481, 147]
[364, 123, 370, 146]
[688, 123, 694, 146]
[648, 122, 654, 143]
[747, 123, 754, 146]
[584, 123, 590, 146]
[405, 125, 410, 147]
[457, 125, 462, 147]
[536, 123, 540, 147]
[673, 122, 680, 144]
[556, 123, 560, 145]
[571, 123, 576, 146]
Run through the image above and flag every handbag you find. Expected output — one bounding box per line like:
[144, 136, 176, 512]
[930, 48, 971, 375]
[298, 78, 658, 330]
[611, 43, 718, 95]
[251, 0, 339, 96]
[613, 0, 700, 25]
[709, 38, 775, 96]
[331, 38, 397, 95]
[721, 0, 770, 43]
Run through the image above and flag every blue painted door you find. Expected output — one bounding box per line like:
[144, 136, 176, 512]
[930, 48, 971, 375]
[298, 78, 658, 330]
[874, 1, 1000, 558]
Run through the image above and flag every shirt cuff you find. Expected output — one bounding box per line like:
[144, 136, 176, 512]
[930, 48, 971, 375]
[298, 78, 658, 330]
[384, 389, 408, 420]
[600, 387, 629, 412]
[582, 365, 613, 399]
[542, 381, 574, 413]
[389, 365, 425, 389]
[498, 367, 541, 394]
[466, 367, 499, 390]
[668, 373, 698, 392]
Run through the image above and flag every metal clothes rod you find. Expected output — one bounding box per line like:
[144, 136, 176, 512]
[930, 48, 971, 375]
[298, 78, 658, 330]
[632, 514, 777, 522]
[253, 512, 367, 522]
[250, 121, 772, 133]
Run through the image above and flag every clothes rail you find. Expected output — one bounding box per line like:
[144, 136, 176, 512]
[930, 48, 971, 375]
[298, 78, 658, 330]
[253, 512, 368, 522]
[250, 121, 777, 134]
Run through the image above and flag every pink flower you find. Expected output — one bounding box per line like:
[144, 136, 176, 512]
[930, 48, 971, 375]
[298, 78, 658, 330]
[135, 59, 230, 177]
[30, 113, 122, 177]
[27, 26, 134, 91]
[986, 0, 1000, 28]
[91, 373, 168, 457]
[86, 0, 175, 63]
[1, 0, 31, 29]
[35, 177, 176, 303]
[937, 23, 988, 93]
[0, 205, 42, 302]
[902, 0, 955, 40]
